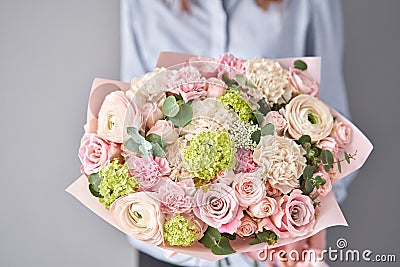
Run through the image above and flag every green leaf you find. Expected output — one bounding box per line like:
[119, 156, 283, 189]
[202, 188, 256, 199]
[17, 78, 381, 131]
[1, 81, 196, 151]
[162, 96, 180, 117]
[303, 165, 314, 179]
[245, 80, 257, 89]
[304, 179, 314, 195]
[294, 59, 308, 71]
[344, 151, 351, 164]
[221, 233, 236, 241]
[249, 238, 262, 245]
[337, 160, 342, 173]
[251, 130, 261, 144]
[256, 231, 269, 242]
[88, 173, 104, 198]
[146, 133, 167, 149]
[314, 175, 326, 185]
[169, 103, 193, 127]
[298, 135, 311, 145]
[124, 138, 140, 153]
[321, 150, 334, 172]
[253, 110, 265, 126]
[261, 123, 275, 136]
[199, 227, 221, 249]
[126, 126, 138, 137]
[89, 184, 103, 198]
[236, 74, 246, 86]
[151, 142, 166, 158]
[211, 236, 235, 255]
[311, 193, 319, 201]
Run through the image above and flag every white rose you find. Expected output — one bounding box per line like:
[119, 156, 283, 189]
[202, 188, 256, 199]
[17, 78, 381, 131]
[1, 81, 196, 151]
[283, 94, 334, 142]
[110, 192, 164, 245]
[253, 135, 306, 194]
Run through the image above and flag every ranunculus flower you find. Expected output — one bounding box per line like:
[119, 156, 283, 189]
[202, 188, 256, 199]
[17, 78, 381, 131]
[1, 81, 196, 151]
[258, 189, 315, 238]
[313, 171, 332, 198]
[110, 192, 164, 245]
[157, 179, 195, 214]
[193, 183, 240, 229]
[78, 133, 121, 175]
[127, 155, 170, 190]
[248, 196, 278, 218]
[317, 137, 339, 156]
[206, 77, 227, 98]
[282, 94, 334, 142]
[288, 67, 319, 97]
[236, 214, 258, 237]
[147, 120, 179, 145]
[97, 91, 143, 143]
[163, 66, 207, 102]
[330, 121, 352, 148]
[233, 172, 265, 208]
[262, 111, 288, 136]
[140, 102, 164, 130]
[253, 135, 306, 194]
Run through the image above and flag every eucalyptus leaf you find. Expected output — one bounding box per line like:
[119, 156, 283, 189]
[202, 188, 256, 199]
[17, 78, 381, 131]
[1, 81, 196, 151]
[169, 103, 193, 127]
[303, 165, 314, 179]
[199, 227, 221, 249]
[256, 231, 269, 242]
[304, 179, 314, 195]
[253, 110, 265, 126]
[344, 151, 350, 164]
[245, 80, 257, 89]
[249, 238, 262, 245]
[236, 74, 246, 86]
[251, 130, 261, 144]
[124, 138, 140, 153]
[146, 133, 167, 149]
[89, 184, 103, 198]
[151, 142, 166, 158]
[88, 173, 104, 198]
[221, 233, 236, 241]
[298, 135, 311, 145]
[162, 96, 180, 117]
[321, 150, 334, 168]
[261, 123, 274, 136]
[294, 59, 308, 71]
[337, 160, 342, 173]
[211, 236, 235, 255]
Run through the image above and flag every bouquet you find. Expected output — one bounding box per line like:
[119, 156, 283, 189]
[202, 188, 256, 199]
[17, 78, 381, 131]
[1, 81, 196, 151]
[67, 52, 372, 260]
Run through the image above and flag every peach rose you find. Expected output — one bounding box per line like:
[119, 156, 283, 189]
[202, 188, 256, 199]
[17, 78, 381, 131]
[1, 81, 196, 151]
[206, 77, 227, 98]
[140, 102, 164, 130]
[313, 171, 332, 198]
[97, 91, 143, 143]
[330, 121, 352, 148]
[262, 111, 288, 136]
[248, 196, 278, 218]
[147, 120, 179, 145]
[317, 137, 339, 155]
[236, 215, 258, 237]
[110, 192, 165, 245]
[288, 67, 319, 97]
[233, 172, 265, 208]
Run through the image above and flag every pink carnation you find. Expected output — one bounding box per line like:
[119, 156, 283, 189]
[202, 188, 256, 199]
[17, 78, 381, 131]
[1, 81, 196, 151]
[234, 148, 258, 174]
[127, 155, 170, 190]
[157, 179, 195, 214]
[217, 53, 246, 79]
[163, 66, 207, 102]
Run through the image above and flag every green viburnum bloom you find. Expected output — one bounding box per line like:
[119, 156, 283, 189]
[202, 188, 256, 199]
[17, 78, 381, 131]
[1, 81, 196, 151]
[98, 159, 139, 209]
[183, 130, 235, 181]
[218, 90, 255, 123]
[163, 215, 201, 247]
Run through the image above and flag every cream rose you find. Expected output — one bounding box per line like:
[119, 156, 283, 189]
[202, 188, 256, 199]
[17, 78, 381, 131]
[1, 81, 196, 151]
[253, 135, 306, 194]
[97, 91, 143, 143]
[244, 58, 291, 105]
[282, 94, 334, 142]
[248, 196, 278, 218]
[110, 192, 165, 245]
[236, 215, 258, 237]
[147, 120, 179, 145]
[233, 172, 265, 208]
[330, 121, 352, 148]
[262, 111, 288, 136]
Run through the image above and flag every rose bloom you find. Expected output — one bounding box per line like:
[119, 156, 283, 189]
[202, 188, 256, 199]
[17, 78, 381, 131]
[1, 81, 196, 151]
[97, 91, 143, 143]
[330, 121, 352, 148]
[265, 181, 282, 198]
[216, 170, 236, 186]
[163, 66, 207, 102]
[157, 179, 195, 214]
[78, 133, 121, 175]
[193, 182, 240, 229]
[253, 135, 306, 194]
[127, 155, 170, 190]
[313, 171, 332, 198]
[140, 102, 164, 130]
[206, 77, 227, 98]
[317, 137, 339, 156]
[262, 111, 288, 136]
[236, 215, 258, 237]
[147, 120, 179, 145]
[258, 189, 315, 238]
[282, 94, 334, 142]
[233, 172, 265, 208]
[248, 196, 278, 218]
[318, 156, 340, 182]
[111, 192, 165, 245]
[288, 67, 319, 97]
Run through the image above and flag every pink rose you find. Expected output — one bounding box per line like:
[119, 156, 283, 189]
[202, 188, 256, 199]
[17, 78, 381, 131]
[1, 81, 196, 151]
[259, 189, 315, 238]
[262, 111, 288, 136]
[330, 121, 352, 148]
[234, 149, 258, 174]
[97, 91, 143, 143]
[193, 183, 240, 229]
[157, 179, 195, 214]
[265, 181, 282, 198]
[140, 103, 164, 130]
[318, 157, 340, 182]
[218, 208, 244, 234]
[317, 137, 339, 155]
[147, 120, 179, 145]
[127, 155, 170, 190]
[216, 170, 236, 186]
[78, 133, 121, 175]
[248, 196, 278, 218]
[288, 67, 319, 97]
[236, 215, 258, 237]
[313, 171, 332, 198]
[233, 172, 265, 208]
[163, 66, 207, 102]
[206, 77, 227, 98]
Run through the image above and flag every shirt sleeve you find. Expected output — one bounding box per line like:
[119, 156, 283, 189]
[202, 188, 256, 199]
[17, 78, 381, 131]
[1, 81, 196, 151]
[306, 0, 356, 204]
[120, 0, 146, 82]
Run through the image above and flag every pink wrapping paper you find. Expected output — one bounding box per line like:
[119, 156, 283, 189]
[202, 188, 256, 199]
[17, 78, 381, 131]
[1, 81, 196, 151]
[66, 53, 373, 261]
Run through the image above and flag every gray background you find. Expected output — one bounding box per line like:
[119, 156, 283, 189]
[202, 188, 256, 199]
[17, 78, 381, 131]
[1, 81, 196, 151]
[0, 0, 399, 266]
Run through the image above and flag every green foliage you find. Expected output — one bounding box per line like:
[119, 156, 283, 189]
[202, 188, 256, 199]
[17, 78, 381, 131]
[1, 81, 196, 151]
[294, 59, 308, 71]
[199, 227, 236, 255]
[249, 230, 278, 246]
